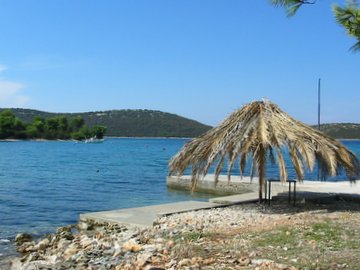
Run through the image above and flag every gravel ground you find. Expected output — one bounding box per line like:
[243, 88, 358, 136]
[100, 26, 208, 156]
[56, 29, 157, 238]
[4, 195, 360, 270]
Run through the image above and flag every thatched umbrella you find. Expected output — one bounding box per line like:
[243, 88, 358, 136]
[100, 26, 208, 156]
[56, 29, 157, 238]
[169, 100, 360, 201]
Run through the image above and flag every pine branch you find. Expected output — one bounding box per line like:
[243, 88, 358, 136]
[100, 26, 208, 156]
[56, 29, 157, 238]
[271, 0, 316, 16]
[333, 1, 360, 52]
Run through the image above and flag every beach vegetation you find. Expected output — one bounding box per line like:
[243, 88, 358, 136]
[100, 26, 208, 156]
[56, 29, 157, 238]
[169, 231, 215, 259]
[172, 231, 210, 242]
[0, 110, 106, 141]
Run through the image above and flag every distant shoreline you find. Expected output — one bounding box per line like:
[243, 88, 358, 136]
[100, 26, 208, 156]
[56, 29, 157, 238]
[0, 139, 77, 142]
[1, 137, 359, 142]
[0, 137, 193, 142]
[106, 136, 192, 139]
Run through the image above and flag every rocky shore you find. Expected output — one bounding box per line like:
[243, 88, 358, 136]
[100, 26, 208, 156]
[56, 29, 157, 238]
[5, 197, 360, 270]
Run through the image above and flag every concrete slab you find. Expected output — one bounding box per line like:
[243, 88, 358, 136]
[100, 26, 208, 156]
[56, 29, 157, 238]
[266, 180, 360, 200]
[167, 174, 257, 195]
[209, 192, 258, 204]
[296, 180, 360, 194]
[80, 179, 360, 229]
[209, 180, 360, 204]
[80, 201, 220, 228]
[168, 175, 360, 197]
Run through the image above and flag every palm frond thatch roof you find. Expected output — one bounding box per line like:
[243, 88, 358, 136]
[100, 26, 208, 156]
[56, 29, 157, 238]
[169, 100, 360, 199]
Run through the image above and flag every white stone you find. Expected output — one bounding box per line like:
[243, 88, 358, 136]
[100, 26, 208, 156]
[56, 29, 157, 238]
[136, 252, 152, 267]
[34, 238, 50, 251]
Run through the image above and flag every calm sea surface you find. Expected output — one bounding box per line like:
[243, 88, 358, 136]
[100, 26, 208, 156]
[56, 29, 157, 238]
[0, 138, 359, 259]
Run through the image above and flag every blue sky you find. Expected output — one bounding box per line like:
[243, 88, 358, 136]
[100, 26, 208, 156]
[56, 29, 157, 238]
[0, 0, 359, 126]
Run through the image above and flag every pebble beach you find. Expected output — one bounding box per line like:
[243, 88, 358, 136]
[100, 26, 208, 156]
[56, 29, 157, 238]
[5, 195, 360, 270]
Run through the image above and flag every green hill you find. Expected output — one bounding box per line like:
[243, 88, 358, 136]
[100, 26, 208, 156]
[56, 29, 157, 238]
[313, 123, 360, 139]
[1, 108, 212, 138]
[2, 108, 359, 139]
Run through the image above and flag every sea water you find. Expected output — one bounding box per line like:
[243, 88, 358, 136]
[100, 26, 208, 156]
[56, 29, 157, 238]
[0, 138, 359, 260]
[0, 138, 197, 260]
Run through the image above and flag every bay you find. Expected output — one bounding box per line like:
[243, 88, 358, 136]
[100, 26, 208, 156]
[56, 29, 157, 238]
[0, 138, 201, 259]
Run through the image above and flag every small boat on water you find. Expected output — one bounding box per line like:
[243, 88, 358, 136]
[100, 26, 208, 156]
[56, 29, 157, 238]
[84, 136, 105, 143]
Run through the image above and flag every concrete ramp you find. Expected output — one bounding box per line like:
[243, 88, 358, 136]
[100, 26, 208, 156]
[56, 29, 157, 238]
[80, 201, 220, 228]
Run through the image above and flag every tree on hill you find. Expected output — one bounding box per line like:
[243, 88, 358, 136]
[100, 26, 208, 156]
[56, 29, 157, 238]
[26, 117, 46, 138]
[91, 125, 107, 139]
[271, 0, 360, 51]
[0, 110, 106, 140]
[0, 110, 26, 139]
[68, 116, 85, 132]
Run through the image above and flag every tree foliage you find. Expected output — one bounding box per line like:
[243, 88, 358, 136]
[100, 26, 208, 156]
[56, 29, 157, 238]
[0, 110, 106, 141]
[314, 123, 360, 139]
[333, 1, 360, 51]
[0, 110, 26, 139]
[271, 0, 360, 51]
[271, 0, 316, 17]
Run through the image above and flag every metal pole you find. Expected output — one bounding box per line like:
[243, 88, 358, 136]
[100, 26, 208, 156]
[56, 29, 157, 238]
[318, 78, 321, 131]
[317, 78, 321, 180]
